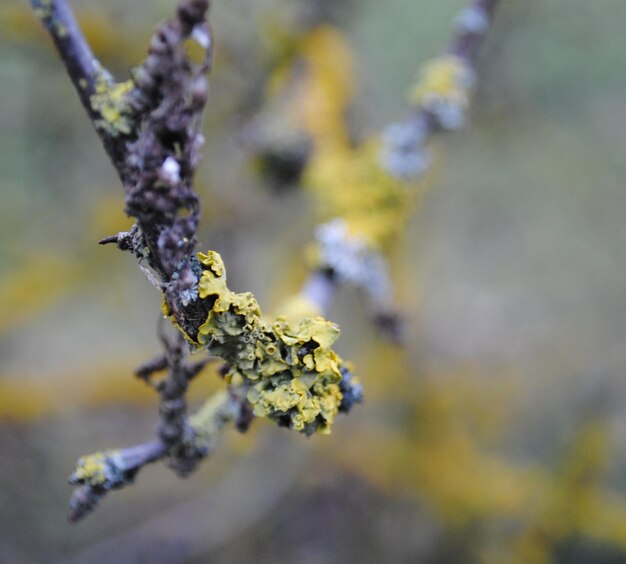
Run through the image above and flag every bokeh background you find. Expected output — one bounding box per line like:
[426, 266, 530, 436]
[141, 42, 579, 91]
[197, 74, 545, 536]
[2, 0, 626, 562]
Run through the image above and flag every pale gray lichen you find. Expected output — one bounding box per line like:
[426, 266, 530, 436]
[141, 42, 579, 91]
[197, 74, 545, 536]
[315, 219, 394, 310]
[379, 121, 432, 180]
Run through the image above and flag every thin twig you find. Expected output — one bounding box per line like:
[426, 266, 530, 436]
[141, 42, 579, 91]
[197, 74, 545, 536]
[31, 0, 129, 166]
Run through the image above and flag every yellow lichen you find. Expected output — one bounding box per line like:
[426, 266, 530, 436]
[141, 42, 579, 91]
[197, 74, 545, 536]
[165, 251, 346, 434]
[274, 294, 322, 323]
[407, 55, 474, 129]
[408, 54, 472, 107]
[90, 75, 135, 136]
[260, 26, 420, 254]
[72, 450, 118, 487]
[266, 25, 354, 149]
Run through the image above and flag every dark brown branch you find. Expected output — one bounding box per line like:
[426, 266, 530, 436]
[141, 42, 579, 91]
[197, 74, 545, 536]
[34, 1, 213, 330]
[32, 0, 225, 522]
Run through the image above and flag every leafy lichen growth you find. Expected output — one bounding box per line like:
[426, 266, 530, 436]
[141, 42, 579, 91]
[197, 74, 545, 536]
[90, 75, 135, 136]
[166, 251, 347, 435]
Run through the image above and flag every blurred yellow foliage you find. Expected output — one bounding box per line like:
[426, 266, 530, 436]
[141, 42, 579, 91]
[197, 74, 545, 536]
[0, 358, 221, 422]
[267, 26, 354, 149]
[324, 367, 626, 562]
[258, 25, 425, 257]
[305, 140, 416, 251]
[86, 193, 131, 241]
[512, 422, 626, 563]
[0, 4, 146, 65]
[0, 254, 77, 334]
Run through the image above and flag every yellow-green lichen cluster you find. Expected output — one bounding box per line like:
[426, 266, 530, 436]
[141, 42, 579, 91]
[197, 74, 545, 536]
[408, 55, 475, 130]
[90, 75, 135, 136]
[71, 450, 120, 488]
[175, 251, 345, 434]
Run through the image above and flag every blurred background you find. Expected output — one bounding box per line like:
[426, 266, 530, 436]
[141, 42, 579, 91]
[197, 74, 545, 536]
[2, 0, 626, 562]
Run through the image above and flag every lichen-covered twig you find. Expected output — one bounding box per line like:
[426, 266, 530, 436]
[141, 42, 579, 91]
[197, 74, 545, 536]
[33, 0, 361, 522]
[68, 389, 245, 522]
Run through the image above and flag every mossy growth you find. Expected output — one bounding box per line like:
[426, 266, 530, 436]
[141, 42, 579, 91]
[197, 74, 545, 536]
[165, 251, 347, 435]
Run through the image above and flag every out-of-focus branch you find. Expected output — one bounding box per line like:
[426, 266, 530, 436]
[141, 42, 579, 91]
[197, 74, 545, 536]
[380, 0, 501, 178]
[248, 0, 501, 341]
[318, 0, 502, 337]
